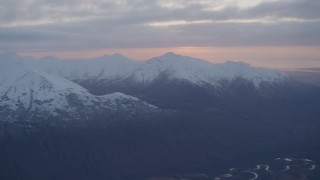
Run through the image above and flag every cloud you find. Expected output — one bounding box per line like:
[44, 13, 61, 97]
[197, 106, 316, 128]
[0, 0, 319, 51]
[244, 0, 320, 20]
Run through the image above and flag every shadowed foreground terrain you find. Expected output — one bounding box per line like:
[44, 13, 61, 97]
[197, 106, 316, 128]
[1, 81, 320, 180]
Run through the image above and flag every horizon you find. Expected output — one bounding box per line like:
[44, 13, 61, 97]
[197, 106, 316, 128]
[3, 50, 320, 86]
[2, 47, 320, 70]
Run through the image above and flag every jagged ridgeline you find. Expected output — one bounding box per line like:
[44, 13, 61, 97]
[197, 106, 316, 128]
[0, 52, 320, 179]
[0, 52, 289, 119]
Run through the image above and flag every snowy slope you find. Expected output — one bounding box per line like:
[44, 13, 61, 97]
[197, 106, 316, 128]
[131, 52, 288, 85]
[131, 52, 215, 84]
[0, 53, 156, 120]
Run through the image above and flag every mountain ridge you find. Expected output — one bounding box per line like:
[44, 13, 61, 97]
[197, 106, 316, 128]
[0, 54, 157, 121]
[0, 52, 289, 86]
[0, 51, 293, 117]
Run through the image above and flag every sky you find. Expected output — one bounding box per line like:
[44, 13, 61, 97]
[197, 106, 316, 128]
[0, 0, 320, 68]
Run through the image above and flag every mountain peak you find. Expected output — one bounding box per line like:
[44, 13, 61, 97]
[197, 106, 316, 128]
[150, 52, 186, 63]
[161, 52, 179, 57]
[109, 53, 127, 58]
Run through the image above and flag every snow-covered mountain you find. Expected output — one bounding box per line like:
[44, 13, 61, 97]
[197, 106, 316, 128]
[34, 52, 288, 86]
[0, 53, 157, 121]
[0, 52, 292, 119]
[0, 52, 292, 116]
[130, 52, 288, 86]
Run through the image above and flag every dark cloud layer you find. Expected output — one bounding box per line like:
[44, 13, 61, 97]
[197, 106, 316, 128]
[0, 0, 319, 51]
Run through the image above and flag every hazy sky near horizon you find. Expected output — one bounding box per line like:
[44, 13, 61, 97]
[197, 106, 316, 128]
[0, 0, 320, 68]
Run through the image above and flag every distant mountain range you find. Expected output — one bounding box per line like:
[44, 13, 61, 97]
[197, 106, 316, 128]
[0, 52, 319, 180]
[33, 52, 288, 85]
[0, 52, 289, 119]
